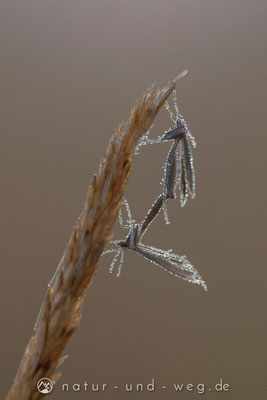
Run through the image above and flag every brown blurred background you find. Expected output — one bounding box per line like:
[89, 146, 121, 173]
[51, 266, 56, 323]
[0, 1, 266, 399]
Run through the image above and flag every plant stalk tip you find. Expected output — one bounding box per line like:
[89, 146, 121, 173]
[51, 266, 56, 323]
[174, 70, 188, 84]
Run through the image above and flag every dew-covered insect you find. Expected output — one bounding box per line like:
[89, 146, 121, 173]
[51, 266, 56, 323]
[102, 195, 207, 290]
[135, 87, 197, 224]
[162, 88, 196, 213]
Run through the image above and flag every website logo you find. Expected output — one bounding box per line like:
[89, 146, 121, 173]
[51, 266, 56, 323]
[37, 378, 54, 394]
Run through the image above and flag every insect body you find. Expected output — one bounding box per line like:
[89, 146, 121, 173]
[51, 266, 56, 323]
[102, 196, 207, 290]
[134, 88, 197, 224]
[162, 88, 196, 212]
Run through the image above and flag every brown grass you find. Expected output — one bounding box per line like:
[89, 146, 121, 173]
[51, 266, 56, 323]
[6, 71, 187, 400]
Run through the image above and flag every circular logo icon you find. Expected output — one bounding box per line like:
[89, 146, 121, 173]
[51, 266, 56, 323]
[37, 378, 54, 394]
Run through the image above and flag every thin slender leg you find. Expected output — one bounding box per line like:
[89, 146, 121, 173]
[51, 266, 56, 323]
[109, 250, 120, 274]
[165, 100, 176, 123]
[116, 251, 125, 277]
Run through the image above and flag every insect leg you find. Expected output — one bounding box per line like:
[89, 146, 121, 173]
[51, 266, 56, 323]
[121, 197, 132, 226]
[172, 88, 180, 121]
[118, 207, 129, 229]
[135, 124, 163, 153]
[139, 194, 164, 239]
[116, 250, 125, 277]
[101, 247, 118, 256]
[109, 250, 121, 274]
[165, 99, 176, 124]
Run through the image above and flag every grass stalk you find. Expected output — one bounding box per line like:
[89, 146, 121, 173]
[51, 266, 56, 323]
[6, 71, 187, 400]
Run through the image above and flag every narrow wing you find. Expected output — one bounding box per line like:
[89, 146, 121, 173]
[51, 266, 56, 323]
[136, 244, 207, 290]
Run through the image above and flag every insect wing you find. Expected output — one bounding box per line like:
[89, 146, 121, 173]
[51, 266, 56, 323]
[183, 135, 195, 198]
[136, 244, 207, 290]
[163, 141, 179, 199]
